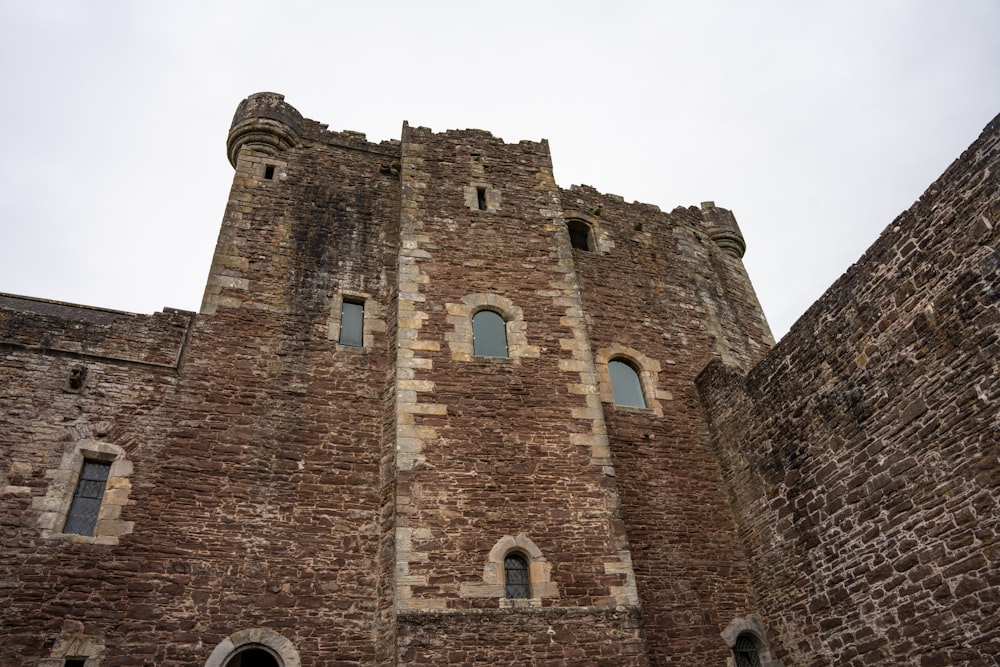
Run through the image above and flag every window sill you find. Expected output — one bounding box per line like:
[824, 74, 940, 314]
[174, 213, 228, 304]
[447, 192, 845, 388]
[471, 355, 515, 365]
[40, 530, 122, 546]
[611, 404, 655, 415]
[499, 597, 542, 609]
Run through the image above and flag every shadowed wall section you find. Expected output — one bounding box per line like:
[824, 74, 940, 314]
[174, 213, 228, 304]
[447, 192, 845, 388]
[698, 113, 999, 666]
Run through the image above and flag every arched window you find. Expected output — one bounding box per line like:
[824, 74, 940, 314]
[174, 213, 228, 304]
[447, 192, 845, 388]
[504, 553, 530, 599]
[608, 358, 646, 408]
[567, 219, 591, 251]
[472, 310, 508, 357]
[206, 629, 299, 667]
[225, 647, 281, 667]
[732, 633, 763, 667]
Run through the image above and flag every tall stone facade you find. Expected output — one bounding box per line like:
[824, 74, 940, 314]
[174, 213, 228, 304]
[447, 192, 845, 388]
[0, 93, 995, 666]
[697, 112, 1000, 666]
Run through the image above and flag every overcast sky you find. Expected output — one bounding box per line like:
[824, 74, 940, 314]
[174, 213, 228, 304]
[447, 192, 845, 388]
[1, 1, 997, 339]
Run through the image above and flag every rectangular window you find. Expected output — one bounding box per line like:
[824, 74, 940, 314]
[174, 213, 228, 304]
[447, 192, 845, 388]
[63, 460, 111, 536]
[65, 660, 87, 667]
[477, 187, 487, 211]
[339, 299, 364, 347]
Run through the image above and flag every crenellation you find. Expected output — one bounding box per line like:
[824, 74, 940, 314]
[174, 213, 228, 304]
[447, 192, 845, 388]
[1, 93, 997, 666]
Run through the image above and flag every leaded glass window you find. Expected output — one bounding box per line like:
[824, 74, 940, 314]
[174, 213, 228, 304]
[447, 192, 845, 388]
[504, 553, 530, 599]
[63, 460, 111, 536]
[733, 633, 762, 667]
[609, 359, 646, 408]
[472, 310, 508, 358]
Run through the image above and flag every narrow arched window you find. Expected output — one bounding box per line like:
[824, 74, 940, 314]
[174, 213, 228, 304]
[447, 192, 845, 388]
[732, 633, 763, 667]
[472, 310, 508, 357]
[504, 553, 530, 599]
[608, 359, 646, 408]
[567, 219, 591, 251]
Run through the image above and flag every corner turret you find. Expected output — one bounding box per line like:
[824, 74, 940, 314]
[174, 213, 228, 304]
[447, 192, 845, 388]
[226, 92, 303, 168]
[700, 201, 746, 258]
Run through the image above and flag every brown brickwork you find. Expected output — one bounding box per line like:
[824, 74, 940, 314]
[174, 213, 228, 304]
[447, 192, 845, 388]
[1, 92, 996, 666]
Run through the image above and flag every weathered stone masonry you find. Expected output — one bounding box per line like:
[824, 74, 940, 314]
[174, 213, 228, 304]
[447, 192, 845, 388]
[698, 114, 1000, 666]
[1, 92, 997, 666]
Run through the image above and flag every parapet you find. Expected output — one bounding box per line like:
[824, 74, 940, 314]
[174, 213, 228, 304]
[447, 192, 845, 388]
[700, 201, 746, 258]
[227, 92, 304, 168]
[0, 294, 195, 369]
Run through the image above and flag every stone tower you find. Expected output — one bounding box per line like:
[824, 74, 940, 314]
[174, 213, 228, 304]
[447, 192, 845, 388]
[201, 91, 772, 664]
[2, 93, 996, 666]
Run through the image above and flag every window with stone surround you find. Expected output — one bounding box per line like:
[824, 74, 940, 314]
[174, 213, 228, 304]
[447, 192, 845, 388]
[205, 628, 300, 667]
[594, 344, 665, 416]
[63, 460, 111, 536]
[733, 634, 763, 667]
[459, 534, 558, 607]
[561, 209, 613, 255]
[35, 440, 134, 544]
[339, 299, 364, 347]
[721, 616, 783, 667]
[445, 293, 539, 362]
[465, 184, 500, 212]
[36, 630, 106, 666]
[567, 218, 593, 251]
[504, 552, 530, 598]
[224, 646, 281, 667]
[608, 358, 646, 408]
[328, 292, 385, 351]
[472, 309, 508, 358]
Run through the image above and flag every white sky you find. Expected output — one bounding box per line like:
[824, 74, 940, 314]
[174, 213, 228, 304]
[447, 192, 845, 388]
[1, 1, 997, 339]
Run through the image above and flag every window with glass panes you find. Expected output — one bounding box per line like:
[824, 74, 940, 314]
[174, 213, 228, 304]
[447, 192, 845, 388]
[504, 553, 530, 598]
[339, 299, 364, 347]
[63, 460, 111, 536]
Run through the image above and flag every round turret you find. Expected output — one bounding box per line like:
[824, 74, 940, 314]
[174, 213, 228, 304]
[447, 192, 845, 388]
[700, 201, 747, 259]
[226, 92, 303, 168]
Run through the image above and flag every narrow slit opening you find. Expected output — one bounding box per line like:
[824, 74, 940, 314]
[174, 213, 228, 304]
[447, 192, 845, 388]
[477, 187, 487, 211]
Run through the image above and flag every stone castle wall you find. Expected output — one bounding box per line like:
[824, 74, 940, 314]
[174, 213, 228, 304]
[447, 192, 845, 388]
[388, 121, 648, 662]
[1, 92, 996, 666]
[698, 113, 1000, 665]
[1, 97, 404, 665]
[562, 186, 772, 664]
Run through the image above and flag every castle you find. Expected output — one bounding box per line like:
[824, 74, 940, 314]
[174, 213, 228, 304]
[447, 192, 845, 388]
[1, 92, 996, 666]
